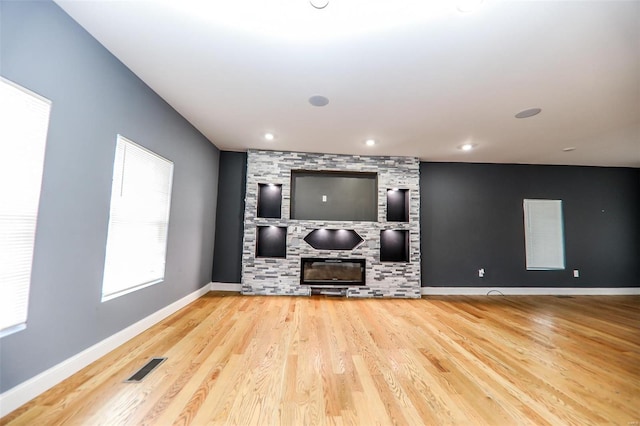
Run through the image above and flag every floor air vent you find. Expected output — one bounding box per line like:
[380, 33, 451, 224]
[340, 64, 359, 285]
[125, 357, 167, 383]
[310, 287, 347, 297]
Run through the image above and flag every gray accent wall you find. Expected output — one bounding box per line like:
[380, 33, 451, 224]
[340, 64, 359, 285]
[213, 159, 640, 289]
[212, 151, 247, 283]
[1, 0, 220, 393]
[420, 162, 640, 287]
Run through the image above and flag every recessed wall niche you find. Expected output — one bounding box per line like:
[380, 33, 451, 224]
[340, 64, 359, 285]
[256, 226, 287, 258]
[386, 188, 409, 222]
[303, 229, 364, 250]
[257, 183, 282, 218]
[380, 229, 409, 262]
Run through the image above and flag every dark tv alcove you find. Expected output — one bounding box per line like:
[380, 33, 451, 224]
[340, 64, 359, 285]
[290, 170, 377, 221]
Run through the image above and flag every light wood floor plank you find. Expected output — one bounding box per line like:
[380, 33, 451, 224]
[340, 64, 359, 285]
[2, 293, 639, 425]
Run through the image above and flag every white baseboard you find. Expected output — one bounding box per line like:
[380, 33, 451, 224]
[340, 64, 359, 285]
[210, 283, 640, 296]
[0, 284, 211, 418]
[210, 282, 242, 292]
[421, 287, 640, 296]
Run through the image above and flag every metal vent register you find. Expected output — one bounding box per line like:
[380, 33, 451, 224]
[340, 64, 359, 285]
[125, 357, 167, 382]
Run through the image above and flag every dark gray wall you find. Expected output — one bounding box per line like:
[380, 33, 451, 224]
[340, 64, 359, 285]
[421, 162, 640, 287]
[212, 151, 246, 283]
[1, 0, 219, 393]
[212, 159, 640, 288]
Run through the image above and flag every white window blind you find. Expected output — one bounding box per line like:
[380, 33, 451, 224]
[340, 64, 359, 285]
[102, 135, 174, 301]
[0, 77, 51, 336]
[523, 199, 565, 270]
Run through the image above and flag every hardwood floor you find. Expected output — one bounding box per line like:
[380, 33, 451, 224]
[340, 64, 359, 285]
[2, 293, 639, 425]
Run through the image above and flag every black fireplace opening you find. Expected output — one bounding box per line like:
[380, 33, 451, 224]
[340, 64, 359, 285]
[300, 258, 366, 286]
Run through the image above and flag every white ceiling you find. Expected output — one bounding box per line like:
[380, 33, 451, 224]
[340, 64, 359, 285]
[54, 0, 640, 167]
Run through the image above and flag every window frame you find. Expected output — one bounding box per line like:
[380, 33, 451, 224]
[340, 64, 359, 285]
[523, 199, 566, 271]
[101, 135, 174, 302]
[0, 77, 51, 337]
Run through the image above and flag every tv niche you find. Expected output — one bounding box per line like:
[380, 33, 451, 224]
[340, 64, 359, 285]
[290, 170, 378, 222]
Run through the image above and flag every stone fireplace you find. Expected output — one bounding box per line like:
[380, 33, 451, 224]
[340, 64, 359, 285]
[241, 149, 421, 298]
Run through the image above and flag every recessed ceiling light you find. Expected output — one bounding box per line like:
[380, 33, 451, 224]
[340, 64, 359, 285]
[365, 139, 376, 146]
[264, 132, 275, 141]
[309, 95, 329, 107]
[458, 143, 476, 151]
[515, 108, 542, 119]
[563, 147, 576, 152]
[310, 0, 329, 10]
[457, 0, 484, 13]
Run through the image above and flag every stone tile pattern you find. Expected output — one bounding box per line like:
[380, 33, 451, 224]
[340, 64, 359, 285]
[242, 150, 421, 298]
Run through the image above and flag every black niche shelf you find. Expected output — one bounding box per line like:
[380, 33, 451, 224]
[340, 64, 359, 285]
[256, 226, 287, 258]
[303, 229, 364, 251]
[386, 188, 409, 222]
[257, 183, 282, 219]
[380, 229, 409, 262]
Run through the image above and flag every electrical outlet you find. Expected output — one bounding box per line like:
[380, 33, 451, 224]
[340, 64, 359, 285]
[573, 269, 579, 278]
[478, 268, 485, 278]
[322, 195, 327, 202]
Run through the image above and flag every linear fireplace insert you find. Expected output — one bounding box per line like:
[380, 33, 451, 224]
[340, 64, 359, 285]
[300, 258, 366, 286]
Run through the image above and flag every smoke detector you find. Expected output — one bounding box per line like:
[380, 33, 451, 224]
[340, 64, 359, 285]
[310, 0, 329, 10]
